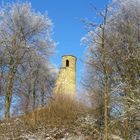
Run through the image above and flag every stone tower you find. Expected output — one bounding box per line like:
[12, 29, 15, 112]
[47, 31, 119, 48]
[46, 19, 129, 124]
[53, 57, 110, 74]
[54, 55, 76, 98]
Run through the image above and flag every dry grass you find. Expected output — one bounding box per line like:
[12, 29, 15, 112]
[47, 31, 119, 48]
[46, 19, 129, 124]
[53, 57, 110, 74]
[20, 94, 85, 129]
[0, 94, 88, 140]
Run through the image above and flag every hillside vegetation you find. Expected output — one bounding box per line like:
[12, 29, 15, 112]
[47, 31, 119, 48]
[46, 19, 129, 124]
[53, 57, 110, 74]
[0, 0, 140, 140]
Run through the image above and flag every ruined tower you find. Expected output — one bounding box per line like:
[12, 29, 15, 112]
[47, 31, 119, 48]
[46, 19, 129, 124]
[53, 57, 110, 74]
[54, 55, 76, 98]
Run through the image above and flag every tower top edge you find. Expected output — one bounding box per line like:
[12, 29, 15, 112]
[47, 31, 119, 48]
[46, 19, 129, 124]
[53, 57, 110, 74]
[62, 55, 77, 60]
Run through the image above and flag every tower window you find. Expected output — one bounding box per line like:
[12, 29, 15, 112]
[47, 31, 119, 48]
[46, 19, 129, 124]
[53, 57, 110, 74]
[66, 60, 69, 67]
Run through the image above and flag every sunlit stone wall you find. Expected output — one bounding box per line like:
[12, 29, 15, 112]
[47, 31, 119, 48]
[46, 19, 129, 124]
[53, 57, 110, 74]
[54, 55, 76, 98]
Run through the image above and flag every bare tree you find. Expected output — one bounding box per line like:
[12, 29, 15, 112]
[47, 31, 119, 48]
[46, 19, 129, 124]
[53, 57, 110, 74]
[0, 2, 55, 119]
[81, 5, 112, 139]
[82, 0, 140, 139]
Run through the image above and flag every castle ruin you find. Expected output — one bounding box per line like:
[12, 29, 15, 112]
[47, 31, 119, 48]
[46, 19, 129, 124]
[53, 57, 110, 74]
[54, 55, 76, 98]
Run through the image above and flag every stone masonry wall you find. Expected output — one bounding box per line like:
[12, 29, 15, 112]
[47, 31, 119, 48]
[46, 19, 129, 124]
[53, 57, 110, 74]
[53, 55, 76, 98]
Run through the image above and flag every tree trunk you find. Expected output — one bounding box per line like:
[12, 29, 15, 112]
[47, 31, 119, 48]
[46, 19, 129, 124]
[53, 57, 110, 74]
[41, 90, 45, 107]
[101, 7, 108, 140]
[5, 62, 15, 119]
[24, 81, 32, 114]
[124, 118, 129, 140]
[33, 83, 36, 111]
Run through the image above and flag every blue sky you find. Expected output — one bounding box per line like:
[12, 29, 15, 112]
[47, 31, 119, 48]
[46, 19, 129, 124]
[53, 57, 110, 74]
[0, 0, 109, 85]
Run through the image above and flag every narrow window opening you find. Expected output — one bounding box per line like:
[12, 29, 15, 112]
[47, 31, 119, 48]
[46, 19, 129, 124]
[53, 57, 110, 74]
[66, 60, 69, 67]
